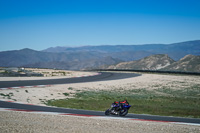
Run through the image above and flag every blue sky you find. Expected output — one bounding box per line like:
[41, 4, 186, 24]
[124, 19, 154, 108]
[0, 0, 200, 51]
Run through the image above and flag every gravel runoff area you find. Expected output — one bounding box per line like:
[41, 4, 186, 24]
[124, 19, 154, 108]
[0, 69, 97, 81]
[0, 111, 200, 133]
[0, 71, 200, 132]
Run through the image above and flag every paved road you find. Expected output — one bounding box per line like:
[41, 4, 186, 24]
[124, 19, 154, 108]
[0, 72, 200, 125]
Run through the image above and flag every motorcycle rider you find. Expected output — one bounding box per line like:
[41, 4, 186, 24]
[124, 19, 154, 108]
[114, 100, 129, 110]
[105, 99, 131, 116]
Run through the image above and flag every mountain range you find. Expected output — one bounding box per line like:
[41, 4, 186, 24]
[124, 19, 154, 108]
[43, 40, 200, 61]
[0, 40, 200, 72]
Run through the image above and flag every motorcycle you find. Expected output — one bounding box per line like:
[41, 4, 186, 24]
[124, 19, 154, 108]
[105, 101, 131, 116]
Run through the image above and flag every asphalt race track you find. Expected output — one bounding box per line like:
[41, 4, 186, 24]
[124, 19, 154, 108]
[0, 72, 200, 125]
[0, 100, 200, 125]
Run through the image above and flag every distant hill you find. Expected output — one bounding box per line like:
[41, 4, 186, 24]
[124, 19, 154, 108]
[104, 54, 200, 72]
[24, 56, 121, 70]
[0, 40, 200, 70]
[0, 48, 121, 70]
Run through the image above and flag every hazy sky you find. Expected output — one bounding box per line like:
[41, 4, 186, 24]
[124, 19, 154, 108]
[0, 0, 200, 51]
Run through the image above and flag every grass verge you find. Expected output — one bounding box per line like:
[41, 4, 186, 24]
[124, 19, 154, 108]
[46, 85, 200, 118]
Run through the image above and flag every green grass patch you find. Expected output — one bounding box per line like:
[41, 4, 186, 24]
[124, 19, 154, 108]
[68, 87, 73, 90]
[0, 93, 14, 99]
[46, 86, 200, 118]
[63, 93, 69, 96]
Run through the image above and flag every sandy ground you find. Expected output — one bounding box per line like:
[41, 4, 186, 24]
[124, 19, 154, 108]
[0, 111, 200, 133]
[0, 71, 200, 132]
[0, 70, 98, 81]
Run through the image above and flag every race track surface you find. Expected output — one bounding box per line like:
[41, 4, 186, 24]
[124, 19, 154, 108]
[0, 100, 200, 125]
[0, 72, 200, 125]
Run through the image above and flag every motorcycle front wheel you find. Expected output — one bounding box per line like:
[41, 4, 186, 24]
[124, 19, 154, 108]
[105, 109, 110, 115]
[119, 108, 128, 116]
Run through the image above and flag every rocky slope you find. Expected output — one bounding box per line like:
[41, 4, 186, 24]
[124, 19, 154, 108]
[161, 55, 200, 72]
[105, 54, 200, 72]
[107, 54, 175, 70]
